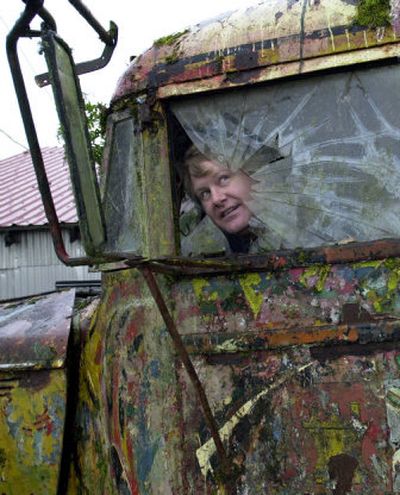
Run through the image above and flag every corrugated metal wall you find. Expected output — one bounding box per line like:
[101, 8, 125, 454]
[0, 229, 100, 300]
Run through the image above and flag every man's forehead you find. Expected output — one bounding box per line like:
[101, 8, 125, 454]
[193, 159, 229, 176]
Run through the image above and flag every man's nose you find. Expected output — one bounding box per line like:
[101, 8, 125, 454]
[210, 186, 227, 206]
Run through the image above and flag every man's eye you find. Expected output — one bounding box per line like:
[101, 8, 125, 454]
[199, 190, 210, 201]
[219, 175, 230, 185]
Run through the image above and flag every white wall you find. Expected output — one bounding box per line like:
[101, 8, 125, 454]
[0, 228, 100, 300]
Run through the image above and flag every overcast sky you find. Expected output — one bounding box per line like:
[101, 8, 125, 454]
[0, 0, 254, 160]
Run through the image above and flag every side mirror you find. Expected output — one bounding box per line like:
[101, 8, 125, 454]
[41, 31, 105, 256]
[7, 1, 119, 264]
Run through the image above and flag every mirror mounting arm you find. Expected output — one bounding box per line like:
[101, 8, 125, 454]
[35, 3, 118, 87]
[67, 0, 116, 47]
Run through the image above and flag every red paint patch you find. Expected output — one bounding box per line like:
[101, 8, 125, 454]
[125, 321, 138, 343]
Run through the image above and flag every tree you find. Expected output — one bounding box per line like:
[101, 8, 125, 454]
[84, 100, 107, 165]
[57, 97, 107, 165]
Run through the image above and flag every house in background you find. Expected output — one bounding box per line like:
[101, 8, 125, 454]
[0, 146, 100, 300]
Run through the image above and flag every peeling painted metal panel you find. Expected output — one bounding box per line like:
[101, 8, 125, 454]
[112, 0, 400, 102]
[0, 289, 75, 370]
[0, 290, 73, 492]
[73, 270, 184, 494]
[72, 258, 400, 493]
[0, 368, 67, 494]
[170, 259, 400, 492]
[178, 349, 399, 493]
[0, 229, 100, 300]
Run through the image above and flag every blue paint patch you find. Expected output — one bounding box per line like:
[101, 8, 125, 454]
[272, 414, 282, 442]
[353, 265, 379, 280]
[136, 386, 160, 491]
[5, 403, 22, 438]
[393, 297, 400, 314]
[338, 265, 357, 282]
[149, 360, 160, 379]
[34, 430, 43, 464]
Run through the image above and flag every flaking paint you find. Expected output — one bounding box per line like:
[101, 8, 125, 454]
[112, 0, 400, 103]
[59, 256, 400, 493]
[0, 370, 67, 494]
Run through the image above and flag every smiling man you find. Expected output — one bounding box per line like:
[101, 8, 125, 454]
[182, 145, 257, 253]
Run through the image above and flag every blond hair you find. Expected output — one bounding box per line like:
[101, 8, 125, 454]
[182, 145, 212, 200]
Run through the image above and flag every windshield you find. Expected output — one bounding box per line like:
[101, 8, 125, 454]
[171, 64, 400, 256]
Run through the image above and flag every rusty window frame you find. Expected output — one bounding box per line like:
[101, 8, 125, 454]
[159, 62, 400, 276]
[99, 108, 147, 260]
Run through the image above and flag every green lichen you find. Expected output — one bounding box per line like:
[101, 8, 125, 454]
[354, 0, 391, 27]
[165, 51, 180, 64]
[153, 30, 189, 48]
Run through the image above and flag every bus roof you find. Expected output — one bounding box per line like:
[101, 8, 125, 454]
[112, 0, 400, 103]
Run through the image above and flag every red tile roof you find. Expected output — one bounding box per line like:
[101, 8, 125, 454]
[0, 147, 78, 227]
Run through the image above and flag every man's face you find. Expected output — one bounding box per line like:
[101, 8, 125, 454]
[191, 160, 253, 234]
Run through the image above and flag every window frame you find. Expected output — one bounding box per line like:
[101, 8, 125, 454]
[164, 60, 400, 273]
[101, 108, 147, 259]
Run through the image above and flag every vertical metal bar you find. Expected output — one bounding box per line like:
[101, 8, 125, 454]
[141, 267, 234, 492]
[6, 0, 87, 266]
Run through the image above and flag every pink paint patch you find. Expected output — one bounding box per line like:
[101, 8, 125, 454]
[289, 268, 304, 282]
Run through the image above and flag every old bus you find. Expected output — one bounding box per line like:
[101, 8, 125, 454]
[4, 0, 400, 493]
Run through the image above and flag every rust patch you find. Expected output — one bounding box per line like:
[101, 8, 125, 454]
[328, 453, 358, 495]
[341, 303, 373, 324]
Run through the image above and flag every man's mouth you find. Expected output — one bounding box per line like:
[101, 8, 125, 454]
[220, 205, 240, 219]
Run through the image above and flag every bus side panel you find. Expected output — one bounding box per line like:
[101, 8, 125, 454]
[173, 258, 400, 493]
[178, 347, 397, 493]
[73, 269, 185, 494]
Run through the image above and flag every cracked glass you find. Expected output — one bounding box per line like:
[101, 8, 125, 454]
[172, 64, 400, 255]
[103, 115, 144, 253]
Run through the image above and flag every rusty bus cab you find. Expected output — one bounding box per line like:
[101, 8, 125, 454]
[5, 0, 400, 493]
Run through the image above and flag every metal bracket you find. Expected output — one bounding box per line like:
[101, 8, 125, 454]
[35, 20, 118, 87]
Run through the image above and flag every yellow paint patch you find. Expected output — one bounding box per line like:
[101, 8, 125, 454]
[388, 270, 400, 292]
[350, 401, 361, 417]
[299, 266, 331, 292]
[191, 278, 218, 303]
[352, 259, 383, 270]
[192, 278, 211, 301]
[0, 370, 66, 493]
[305, 406, 363, 484]
[239, 273, 263, 318]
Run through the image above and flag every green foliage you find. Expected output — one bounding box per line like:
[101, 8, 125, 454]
[57, 97, 107, 165]
[84, 100, 107, 165]
[355, 0, 391, 27]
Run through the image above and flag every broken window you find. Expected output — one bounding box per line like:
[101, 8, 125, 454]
[102, 112, 144, 254]
[171, 64, 400, 256]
